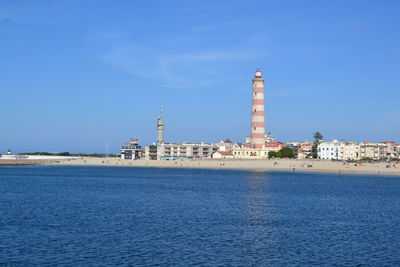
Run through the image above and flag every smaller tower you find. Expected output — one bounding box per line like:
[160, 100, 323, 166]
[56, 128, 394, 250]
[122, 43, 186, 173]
[157, 105, 164, 145]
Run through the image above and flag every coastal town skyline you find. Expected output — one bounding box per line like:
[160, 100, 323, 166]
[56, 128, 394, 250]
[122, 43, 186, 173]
[2, 2, 400, 266]
[1, 0, 399, 153]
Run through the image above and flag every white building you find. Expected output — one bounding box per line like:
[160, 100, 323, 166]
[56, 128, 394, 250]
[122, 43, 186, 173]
[212, 151, 234, 159]
[318, 141, 361, 160]
[318, 141, 396, 161]
[297, 151, 308, 160]
[342, 142, 360, 160]
[232, 142, 284, 159]
[318, 140, 344, 160]
[144, 142, 218, 160]
[216, 139, 234, 152]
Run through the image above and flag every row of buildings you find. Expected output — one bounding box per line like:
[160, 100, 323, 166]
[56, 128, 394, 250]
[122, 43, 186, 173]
[215, 140, 400, 161]
[121, 139, 218, 161]
[317, 140, 399, 161]
[120, 136, 400, 161]
[120, 137, 284, 160]
[120, 68, 399, 162]
[120, 105, 219, 160]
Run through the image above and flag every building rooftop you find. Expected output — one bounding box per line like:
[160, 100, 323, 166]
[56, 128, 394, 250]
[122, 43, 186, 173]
[265, 142, 284, 147]
[216, 151, 233, 156]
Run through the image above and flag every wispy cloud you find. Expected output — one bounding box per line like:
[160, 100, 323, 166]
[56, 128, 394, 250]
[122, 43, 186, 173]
[97, 35, 256, 88]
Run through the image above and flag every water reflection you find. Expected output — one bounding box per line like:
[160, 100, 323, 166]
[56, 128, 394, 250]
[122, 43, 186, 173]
[241, 171, 280, 264]
[2, 167, 400, 265]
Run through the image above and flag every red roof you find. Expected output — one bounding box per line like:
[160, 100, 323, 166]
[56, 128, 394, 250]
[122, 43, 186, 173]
[217, 151, 233, 156]
[264, 142, 284, 147]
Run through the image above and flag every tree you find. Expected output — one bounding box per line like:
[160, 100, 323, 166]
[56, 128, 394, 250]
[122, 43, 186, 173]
[268, 148, 294, 158]
[268, 151, 277, 158]
[313, 132, 323, 143]
[279, 147, 295, 158]
[312, 132, 324, 158]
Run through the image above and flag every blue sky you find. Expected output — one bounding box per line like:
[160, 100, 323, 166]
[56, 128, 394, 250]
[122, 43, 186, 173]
[1, 0, 399, 153]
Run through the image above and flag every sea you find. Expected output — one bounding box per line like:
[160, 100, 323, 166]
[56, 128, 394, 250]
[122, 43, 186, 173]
[0, 166, 400, 266]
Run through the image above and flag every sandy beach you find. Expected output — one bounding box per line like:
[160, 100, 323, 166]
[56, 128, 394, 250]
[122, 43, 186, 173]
[41, 157, 400, 176]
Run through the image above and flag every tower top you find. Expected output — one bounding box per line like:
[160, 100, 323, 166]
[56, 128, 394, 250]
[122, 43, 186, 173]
[255, 68, 262, 78]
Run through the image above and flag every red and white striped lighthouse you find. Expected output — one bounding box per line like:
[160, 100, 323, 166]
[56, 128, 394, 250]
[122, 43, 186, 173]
[250, 68, 265, 149]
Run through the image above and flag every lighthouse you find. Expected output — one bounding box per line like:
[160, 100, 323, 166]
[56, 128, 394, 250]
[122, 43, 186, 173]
[250, 69, 265, 149]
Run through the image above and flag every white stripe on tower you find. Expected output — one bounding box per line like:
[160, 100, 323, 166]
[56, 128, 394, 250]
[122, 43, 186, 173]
[250, 68, 265, 149]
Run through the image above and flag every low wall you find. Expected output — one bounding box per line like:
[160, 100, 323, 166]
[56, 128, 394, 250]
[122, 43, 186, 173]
[0, 155, 81, 160]
[0, 159, 50, 166]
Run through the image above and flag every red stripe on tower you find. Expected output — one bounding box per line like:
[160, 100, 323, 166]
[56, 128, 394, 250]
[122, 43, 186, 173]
[253, 87, 264, 93]
[252, 122, 264, 127]
[252, 111, 264, 116]
[252, 99, 264, 105]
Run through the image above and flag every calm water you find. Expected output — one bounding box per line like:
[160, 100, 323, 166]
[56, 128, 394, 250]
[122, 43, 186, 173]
[1, 166, 400, 266]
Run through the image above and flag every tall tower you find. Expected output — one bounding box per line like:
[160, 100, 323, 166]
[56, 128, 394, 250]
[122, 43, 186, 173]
[250, 69, 265, 149]
[157, 105, 164, 145]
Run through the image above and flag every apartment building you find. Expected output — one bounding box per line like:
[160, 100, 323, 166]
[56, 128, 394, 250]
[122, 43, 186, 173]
[318, 140, 343, 160]
[360, 142, 387, 160]
[144, 142, 218, 160]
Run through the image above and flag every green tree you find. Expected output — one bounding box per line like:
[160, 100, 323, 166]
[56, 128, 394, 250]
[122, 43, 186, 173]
[268, 151, 277, 158]
[312, 131, 323, 158]
[314, 132, 323, 142]
[279, 147, 295, 158]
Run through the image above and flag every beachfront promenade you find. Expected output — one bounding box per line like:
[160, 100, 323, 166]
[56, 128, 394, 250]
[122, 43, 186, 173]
[43, 158, 400, 176]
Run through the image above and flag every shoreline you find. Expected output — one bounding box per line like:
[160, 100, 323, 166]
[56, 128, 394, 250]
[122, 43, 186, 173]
[39, 158, 400, 177]
[2, 158, 399, 177]
[44, 164, 400, 177]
